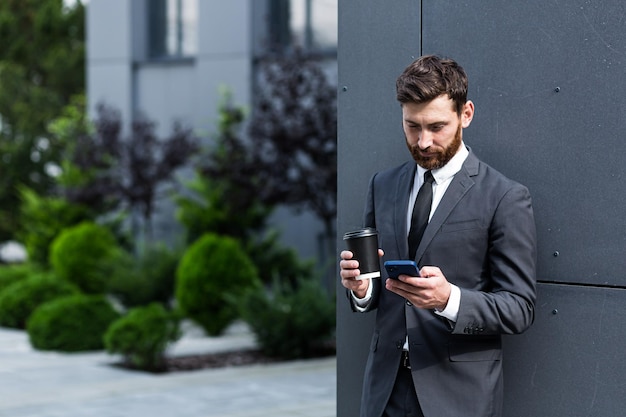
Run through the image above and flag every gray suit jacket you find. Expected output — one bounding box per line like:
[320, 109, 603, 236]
[352, 148, 537, 417]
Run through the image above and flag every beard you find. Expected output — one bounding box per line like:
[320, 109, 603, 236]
[407, 124, 463, 170]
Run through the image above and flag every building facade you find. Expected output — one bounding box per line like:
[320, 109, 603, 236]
[86, 0, 337, 264]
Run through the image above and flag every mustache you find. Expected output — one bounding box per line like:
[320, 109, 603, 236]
[409, 144, 438, 157]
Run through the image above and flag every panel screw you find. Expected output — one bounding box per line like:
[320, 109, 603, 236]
[554, 87, 561, 93]
[552, 309, 558, 315]
[553, 251, 559, 257]
[342, 86, 348, 92]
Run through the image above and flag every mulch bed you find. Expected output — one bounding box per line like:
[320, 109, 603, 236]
[113, 344, 336, 374]
[166, 349, 282, 372]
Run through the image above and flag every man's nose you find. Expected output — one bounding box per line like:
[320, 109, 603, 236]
[418, 131, 433, 150]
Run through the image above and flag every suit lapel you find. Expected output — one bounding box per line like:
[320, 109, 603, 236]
[395, 162, 417, 258]
[415, 151, 480, 262]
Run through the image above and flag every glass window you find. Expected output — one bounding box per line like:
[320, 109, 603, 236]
[149, 0, 197, 59]
[269, 0, 337, 54]
[293, 0, 337, 51]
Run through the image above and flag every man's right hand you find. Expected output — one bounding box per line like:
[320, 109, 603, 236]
[339, 249, 384, 298]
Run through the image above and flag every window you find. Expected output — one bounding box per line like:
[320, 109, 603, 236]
[269, 0, 337, 54]
[148, 0, 198, 59]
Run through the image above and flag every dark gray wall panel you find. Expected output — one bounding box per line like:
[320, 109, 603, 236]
[421, 0, 626, 287]
[338, 1, 626, 416]
[503, 283, 626, 416]
[337, 1, 421, 416]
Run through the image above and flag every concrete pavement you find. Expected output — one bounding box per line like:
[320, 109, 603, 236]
[0, 322, 336, 417]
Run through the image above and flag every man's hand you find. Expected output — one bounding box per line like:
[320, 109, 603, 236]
[339, 249, 384, 299]
[385, 265, 451, 310]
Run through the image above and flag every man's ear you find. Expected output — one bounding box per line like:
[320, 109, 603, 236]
[461, 100, 475, 128]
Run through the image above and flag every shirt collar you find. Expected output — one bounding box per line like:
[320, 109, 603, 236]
[417, 142, 469, 185]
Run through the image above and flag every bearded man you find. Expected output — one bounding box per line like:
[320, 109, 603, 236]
[339, 55, 537, 417]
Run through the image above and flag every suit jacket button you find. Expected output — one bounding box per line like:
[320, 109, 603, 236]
[406, 300, 412, 306]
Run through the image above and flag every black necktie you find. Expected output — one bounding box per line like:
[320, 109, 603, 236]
[408, 170, 434, 260]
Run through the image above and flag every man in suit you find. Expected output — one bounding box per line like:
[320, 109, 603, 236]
[339, 55, 537, 417]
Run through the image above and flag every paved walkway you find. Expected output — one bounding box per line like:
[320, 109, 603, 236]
[0, 322, 336, 417]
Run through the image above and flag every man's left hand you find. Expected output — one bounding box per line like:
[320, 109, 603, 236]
[385, 266, 451, 310]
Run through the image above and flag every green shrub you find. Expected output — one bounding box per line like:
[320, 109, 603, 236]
[17, 186, 93, 266]
[104, 303, 182, 372]
[49, 221, 120, 294]
[0, 272, 79, 329]
[109, 244, 180, 308]
[236, 277, 336, 359]
[0, 263, 41, 293]
[27, 294, 120, 352]
[245, 230, 315, 286]
[175, 176, 313, 287]
[175, 233, 261, 336]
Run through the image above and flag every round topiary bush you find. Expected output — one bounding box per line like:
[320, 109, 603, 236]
[0, 272, 79, 329]
[175, 233, 260, 336]
[49, 222, 119, 294]
[104, 303, 181, 372]
[27, 294, 120, 352]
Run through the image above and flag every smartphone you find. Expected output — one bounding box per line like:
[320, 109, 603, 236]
[384, 260, 421, 279]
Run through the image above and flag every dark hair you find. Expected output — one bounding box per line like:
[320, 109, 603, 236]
[396, 55, 468, 115]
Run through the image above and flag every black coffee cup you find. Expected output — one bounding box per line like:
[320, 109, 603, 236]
[343, 227, 381, 279]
